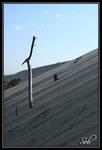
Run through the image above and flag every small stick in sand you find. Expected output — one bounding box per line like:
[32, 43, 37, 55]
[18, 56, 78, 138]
[16, 106, 18, 116]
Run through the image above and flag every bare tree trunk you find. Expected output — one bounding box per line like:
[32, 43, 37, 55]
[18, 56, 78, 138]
[22, 36, 37, 109]
[27, 60, 33, 109]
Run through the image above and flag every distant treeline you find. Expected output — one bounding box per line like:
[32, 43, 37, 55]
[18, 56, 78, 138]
[4, 78, 21, 91]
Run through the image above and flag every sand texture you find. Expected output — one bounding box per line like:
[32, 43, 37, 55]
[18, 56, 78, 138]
[3, 48, 99, 147]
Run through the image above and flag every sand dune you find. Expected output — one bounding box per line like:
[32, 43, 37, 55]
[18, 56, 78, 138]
[3, 48, 99, 147]
[4, 62, 67, 84]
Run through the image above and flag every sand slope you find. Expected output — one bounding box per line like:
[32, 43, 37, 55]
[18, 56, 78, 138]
[3, 48, 99, 147]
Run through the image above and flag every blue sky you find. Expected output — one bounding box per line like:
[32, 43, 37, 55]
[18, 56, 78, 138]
[4, 3, 98, 75]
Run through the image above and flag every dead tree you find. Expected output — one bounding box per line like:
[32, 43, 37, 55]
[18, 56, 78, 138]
[22, 36, 37, 109]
